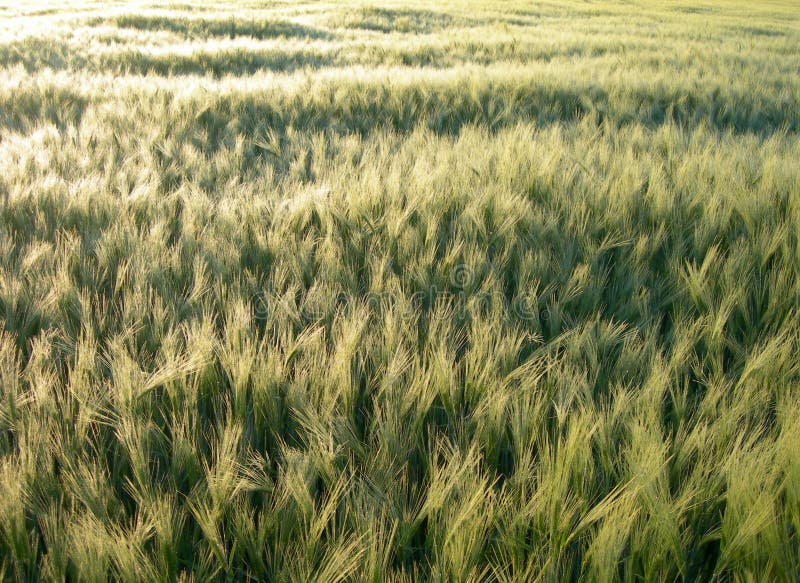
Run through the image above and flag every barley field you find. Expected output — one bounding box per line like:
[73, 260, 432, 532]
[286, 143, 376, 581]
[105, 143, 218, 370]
[1, 0, 800, 580]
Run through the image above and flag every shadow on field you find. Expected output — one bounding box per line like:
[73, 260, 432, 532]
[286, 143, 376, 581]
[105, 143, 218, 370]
[674, 6, 716, 14]
[733, 26, 785, 37]
[0, 85, 87, 132]
[0, 39, 82, 73]
[90, 14, 332, 40]
[205, 82, 798, 139]
[100, 49, 336, 76]
[0, 38, 336, 76]
[332, 7, 465, 33]
[0, 37, 617, 77]
[1, 77, 798, 138]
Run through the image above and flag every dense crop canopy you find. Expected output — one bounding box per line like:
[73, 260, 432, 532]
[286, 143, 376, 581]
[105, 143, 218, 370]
[1, 0, 799, 580]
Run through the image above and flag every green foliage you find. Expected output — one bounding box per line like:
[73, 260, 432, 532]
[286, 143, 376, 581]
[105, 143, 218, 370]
[1, 0, 799, 580]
